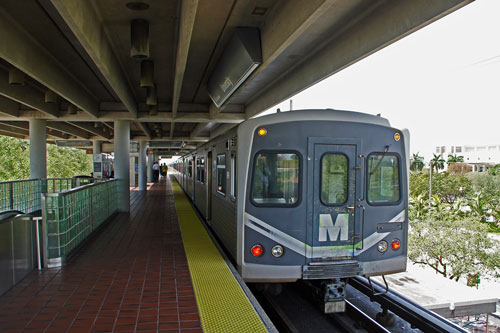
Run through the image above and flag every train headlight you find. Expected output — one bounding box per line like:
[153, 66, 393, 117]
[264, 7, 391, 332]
[271, 245, 284, 258]
[391, 239, 401, 250]
[251, 244, 264, 257]
[258, 128, 267, 136]
[377, 240, 388, 253]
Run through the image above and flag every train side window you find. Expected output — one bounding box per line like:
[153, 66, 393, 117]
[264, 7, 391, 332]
[251, 152, 300, 206]
[217, 154, 226, 195]
[321, 153, 348, 205]
[188, 159, 193, 178]
[197, 157, 205, 183]
[230, 153, 236, 201]
[367, 154, 400, 204]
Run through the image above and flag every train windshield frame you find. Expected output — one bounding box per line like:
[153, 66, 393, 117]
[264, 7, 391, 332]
[366, 153, 401, 205]
[250, 150, 301, 207]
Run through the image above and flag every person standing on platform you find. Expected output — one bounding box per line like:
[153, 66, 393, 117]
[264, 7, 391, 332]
[153, 161, 160, 181]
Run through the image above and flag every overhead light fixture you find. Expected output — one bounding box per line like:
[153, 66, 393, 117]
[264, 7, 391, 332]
[126, 2, 149, 11]
[146, 84, 157, 105]
[130, 19, 149, 59]
[45, 89, 57, 103]
[8, 68, 24, 85]
[140, 60, 154, 87]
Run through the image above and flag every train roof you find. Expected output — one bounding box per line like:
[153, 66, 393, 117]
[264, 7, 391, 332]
[245, 109, 391, 129]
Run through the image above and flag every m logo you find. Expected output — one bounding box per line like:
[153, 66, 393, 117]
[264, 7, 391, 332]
[319, 213, 349, 242]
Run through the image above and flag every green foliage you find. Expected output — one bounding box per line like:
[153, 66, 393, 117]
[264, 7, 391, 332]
[0, 136, 30, 181]
[47, 144, 93, 178]
[0, 135, 92, 181]
[446, 154, 464, 165]
[410, 172, 472, 204]
[410, 153, 424, 173]
[409, 217, 500, 281]
[431, 153, 446, 172]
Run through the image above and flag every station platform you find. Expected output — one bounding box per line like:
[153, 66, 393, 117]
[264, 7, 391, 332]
[0, 178, 271, 332]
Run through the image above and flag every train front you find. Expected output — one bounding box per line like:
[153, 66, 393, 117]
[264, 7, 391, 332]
[236, 110, 408, 312]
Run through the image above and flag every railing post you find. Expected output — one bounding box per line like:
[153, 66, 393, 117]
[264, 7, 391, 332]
[33, 217, 43, 270]
[10, 182, 14, 210]
[40, 194, 48, 268]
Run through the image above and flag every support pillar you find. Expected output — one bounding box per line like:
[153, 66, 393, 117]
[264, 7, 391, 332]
[138, 141, 147, 191]
[93, 140, 102, 154]
[29, 119, 46, 179]
[147, 153, 153, 182]
[114, 120, 130, 212]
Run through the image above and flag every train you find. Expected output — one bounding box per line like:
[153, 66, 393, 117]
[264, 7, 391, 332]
[171, 109, 409, 312]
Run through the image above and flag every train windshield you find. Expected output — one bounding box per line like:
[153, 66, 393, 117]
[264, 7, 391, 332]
[251, 152, 299, 206]
[367, 154, 400, 204]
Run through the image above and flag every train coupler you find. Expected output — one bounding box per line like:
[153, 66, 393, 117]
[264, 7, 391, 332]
[308, 278, 347, 313]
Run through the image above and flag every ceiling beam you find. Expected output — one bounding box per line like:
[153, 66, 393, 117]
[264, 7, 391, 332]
[0, 123, 29, 136]
[0, 129, 24, 139]
[245, 0, 472, 118]
[209, 123, 236, 140]
[0, 8, 99, 118]
[137, 122, 152, 140]
[172, 0, 199, 119]
[46, 121, 90, 139]
[169, 123, 175, 139]
[189, 123, 208, 139]
[48, 0, 138, 118]
[0, 95, 19, 117]
[69, 122, 112, 140]
[131, 136, 208, 142]
[1, 111, 246, 123]
[0, 70, 59, 118]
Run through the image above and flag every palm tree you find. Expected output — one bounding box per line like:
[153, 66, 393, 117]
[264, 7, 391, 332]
[410, 153, 425, 173]
[447, 154, 464, 165]
[431, 154, 445, 172]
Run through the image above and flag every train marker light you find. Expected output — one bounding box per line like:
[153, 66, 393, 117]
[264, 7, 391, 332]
[271, 245, 284, 258]
[377, 240, 388, 253]
[251, 244, 264, 257]
[258, 128, 267, 136]
[394, 133, 400, 141]
[391, 239, 401, 250]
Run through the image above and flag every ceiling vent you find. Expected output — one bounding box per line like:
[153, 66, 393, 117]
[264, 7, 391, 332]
[208, 28, 262, 108]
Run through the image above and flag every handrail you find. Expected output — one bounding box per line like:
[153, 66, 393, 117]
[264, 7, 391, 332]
[43, 179, 117, 197]
[0, 210, 25, 222]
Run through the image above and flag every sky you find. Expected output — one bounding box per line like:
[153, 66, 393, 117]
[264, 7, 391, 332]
[262, 0, 500, 162]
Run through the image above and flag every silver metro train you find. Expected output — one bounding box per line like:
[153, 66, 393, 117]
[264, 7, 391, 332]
[172, 109, 409, 311]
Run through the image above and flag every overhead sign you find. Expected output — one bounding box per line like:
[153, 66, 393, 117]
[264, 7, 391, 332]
[56, 140, 92, 148]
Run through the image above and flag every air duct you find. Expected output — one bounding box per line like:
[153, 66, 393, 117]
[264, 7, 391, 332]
[8, 68, 24, 85]
[146, 84, 157, 105]
[208, 28, 262, 107]
[149, 104, 158, 115]
[140, 60, 154, 87]
[130, 19, 149, 59]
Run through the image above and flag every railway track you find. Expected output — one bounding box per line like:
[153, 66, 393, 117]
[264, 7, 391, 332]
[250, 277, 467, 333]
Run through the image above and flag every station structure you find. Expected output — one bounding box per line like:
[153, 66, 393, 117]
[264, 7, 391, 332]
[0, 0, 474, 331]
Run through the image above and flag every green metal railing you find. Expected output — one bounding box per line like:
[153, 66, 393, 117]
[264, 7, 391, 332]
[0, 178, 97, 215]
[41, 179, 119, 267]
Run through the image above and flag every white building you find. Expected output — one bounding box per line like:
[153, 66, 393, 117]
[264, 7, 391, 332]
[435, 145, 500, 172]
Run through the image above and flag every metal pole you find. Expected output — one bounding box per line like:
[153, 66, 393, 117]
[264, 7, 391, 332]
[33, 217, 42, 270]
[429, 161, 433, 206]
[138, 140, 147, 191]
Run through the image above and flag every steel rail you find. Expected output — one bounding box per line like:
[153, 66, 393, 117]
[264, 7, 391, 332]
[344, 299, 390, 333]
[349, 276, 466, 333]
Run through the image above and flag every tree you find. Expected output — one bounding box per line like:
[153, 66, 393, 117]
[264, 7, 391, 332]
[409, 217, 500, 282]
[410, 153, 425, 173]
[0, 135, 93, 181]
[410, 172, 471, 204]
[431, 153, 445, 172]
[446, 154, 464, 165]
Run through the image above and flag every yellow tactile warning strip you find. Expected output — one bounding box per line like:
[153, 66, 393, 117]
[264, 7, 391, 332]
[172, 181, 268, 333]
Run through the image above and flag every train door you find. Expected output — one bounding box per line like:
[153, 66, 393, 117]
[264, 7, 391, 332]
[207, 150, 212, 221]
[310, 142, 361, 261]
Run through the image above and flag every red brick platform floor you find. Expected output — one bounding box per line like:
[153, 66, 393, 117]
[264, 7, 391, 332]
[0, 180, 201, 332]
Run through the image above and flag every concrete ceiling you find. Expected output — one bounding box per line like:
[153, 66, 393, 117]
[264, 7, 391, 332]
[0, 0, 473, 155]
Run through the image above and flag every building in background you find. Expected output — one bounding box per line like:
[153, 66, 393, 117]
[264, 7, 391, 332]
[435, 145, 500, 172]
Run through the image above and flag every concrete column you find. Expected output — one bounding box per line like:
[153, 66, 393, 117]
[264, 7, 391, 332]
[29, 119, 46, 179]
[93, 140, 102, 154]
[147, 153, 153, 182]
[114, 120, 130, 212]
[139, 141, 147, 191]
